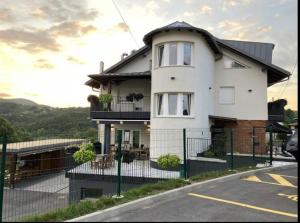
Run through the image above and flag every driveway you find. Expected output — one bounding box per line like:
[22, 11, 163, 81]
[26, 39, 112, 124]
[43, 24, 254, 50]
[94, 165, 298, 222]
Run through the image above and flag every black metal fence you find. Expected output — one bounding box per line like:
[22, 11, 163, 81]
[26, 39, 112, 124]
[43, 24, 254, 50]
[0, 127, 295, 221]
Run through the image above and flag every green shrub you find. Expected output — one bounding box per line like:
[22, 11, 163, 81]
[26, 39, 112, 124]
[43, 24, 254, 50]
[99, 94, 113, 104]
[80, 143, 94, 151]
[157, 154, 181, 169]
[203, 149, 215, 158]
[73, 143, 96, 164]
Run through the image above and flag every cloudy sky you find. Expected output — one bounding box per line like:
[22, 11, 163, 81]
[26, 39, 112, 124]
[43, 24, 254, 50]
[0, 0, 298, 109]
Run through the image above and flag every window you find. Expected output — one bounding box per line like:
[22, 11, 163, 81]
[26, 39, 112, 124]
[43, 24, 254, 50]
[183, 43, 192, 65]
[124, 130, 130, 143]
[219, 87, 235, 104]
[182, 94, 191, 116]
[156, 93, 192, 117]
[224, 56, 247, 69]
[169, 43, 177, 65]
[157, 42, 192, 67]
[158, 45, 164, 67]
[157, 94, 164, 115]
[168, 94, 177, 115]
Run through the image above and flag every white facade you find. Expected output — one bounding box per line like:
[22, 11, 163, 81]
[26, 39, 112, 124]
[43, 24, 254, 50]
[93, 23, 286, 161]
[214, 49, 268, 120]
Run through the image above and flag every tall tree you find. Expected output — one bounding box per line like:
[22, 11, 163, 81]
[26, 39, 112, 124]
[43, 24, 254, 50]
[0, 116, 15, 141]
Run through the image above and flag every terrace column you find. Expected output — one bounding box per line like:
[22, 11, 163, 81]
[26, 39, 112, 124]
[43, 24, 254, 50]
[104, 124, 111, 154]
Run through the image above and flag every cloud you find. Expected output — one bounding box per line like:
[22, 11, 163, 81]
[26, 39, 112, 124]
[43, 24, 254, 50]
[200, 5, 212, 15]
[34, 0, 100, 22]
[0, 29, 61, 52]
[110, 22, 129, 32]
[66, 56, 85, 64]
[257, 26, 272, 33]
[48, 21, 97, 37]
[0, 0, 100, 53]
[31, 8, 46, 18]
[25, 92, 39, 97]
[0, 8, 13, 22]
[34, 59, 55, 69]
[146, 1, 159, 11]
[0, 21, 97, 53]
[0, 92, 12, 98]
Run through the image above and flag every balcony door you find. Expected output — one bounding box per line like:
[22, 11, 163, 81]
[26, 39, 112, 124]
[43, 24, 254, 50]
[132, 131, 140, 148]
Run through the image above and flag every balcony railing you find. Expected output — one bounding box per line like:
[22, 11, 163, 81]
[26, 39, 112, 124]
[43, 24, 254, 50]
[90, 96, 151, 120]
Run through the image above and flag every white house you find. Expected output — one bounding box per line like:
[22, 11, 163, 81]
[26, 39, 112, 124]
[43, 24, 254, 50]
[85, 21, 290, 161]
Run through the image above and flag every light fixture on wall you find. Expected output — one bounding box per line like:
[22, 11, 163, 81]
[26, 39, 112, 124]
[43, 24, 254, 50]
[170, 77, 175, 80]
[120, 121, 124, 124]
[248, 89, 253, 92]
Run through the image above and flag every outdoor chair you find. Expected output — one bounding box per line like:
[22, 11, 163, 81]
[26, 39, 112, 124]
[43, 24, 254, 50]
[139, 148, 149, 160]
[102, 154, 115, 168]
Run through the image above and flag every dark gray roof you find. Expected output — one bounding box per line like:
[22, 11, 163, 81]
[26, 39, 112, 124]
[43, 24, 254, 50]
[217, 39, 274, 64]
[143, 21, 223, 59]
[86, 71, 151, 87]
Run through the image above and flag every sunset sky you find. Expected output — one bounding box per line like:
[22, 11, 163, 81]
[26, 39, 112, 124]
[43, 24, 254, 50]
[0, 0, 298, 109]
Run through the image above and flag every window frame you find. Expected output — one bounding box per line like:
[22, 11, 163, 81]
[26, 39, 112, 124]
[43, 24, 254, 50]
[223, 55, 249, 69]
[156, 41, 193, 68]
[155, 92, 193, 117]
[219, 86, 235, 105]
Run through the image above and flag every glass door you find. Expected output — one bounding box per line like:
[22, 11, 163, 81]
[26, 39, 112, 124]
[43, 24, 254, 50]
[133, 131, 140, 148]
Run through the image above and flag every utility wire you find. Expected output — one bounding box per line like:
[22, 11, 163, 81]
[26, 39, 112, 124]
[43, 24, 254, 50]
[112, 0, 139, 48]
[277, 59, 297, 99]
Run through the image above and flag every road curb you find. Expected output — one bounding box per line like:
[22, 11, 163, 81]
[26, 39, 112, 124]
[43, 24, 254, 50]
[67, 163, 297, 222]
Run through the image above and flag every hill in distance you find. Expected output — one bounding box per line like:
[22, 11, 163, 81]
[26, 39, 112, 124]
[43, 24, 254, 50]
[0, 98, 97, 140]
[0, 98, 39, 106]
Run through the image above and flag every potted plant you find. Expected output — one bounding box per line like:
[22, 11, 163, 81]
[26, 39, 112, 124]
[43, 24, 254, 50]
[126, 93, 135, 102]
[87, 95, 100, 111]
[99, 94, 113, 111]
[134, 93, 144, 101]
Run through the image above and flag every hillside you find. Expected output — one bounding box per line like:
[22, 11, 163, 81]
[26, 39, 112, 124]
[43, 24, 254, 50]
[0, 98, 39, 106]
[0, 99, 97, 141]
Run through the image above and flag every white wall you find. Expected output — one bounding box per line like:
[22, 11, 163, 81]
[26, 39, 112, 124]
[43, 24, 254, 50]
[150, 30, 215, 160]
[114, 50, 152, 73]
[214, 49, 268, 120]
[112, 124, 150, 148]
[151, 30, 215, 130]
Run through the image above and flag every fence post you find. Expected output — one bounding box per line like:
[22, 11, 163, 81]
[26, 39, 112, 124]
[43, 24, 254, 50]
[269, 128, 273, 166]
[113, 130, 123, 198]
[0, 133, 7, 222]
[230, 129, 234, 171]
[183, 128, 187, 180]
[252, 127, 256, 159]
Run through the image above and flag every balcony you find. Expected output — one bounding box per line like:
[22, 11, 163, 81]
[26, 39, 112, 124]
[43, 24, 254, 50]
[89, 96, 150, 121]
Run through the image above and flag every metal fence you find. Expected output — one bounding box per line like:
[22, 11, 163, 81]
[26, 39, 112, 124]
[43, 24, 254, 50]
[0, 127, 294, 221]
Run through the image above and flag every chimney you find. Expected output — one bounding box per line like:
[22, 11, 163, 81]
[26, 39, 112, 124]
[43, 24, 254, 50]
[100, 61, 104, 73]
[121, 53, 128, 60]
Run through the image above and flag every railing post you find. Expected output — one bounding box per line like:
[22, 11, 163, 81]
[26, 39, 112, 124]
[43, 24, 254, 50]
[113, 130, 123, 198]
[0, 133, 7, 222]
[183, 128, 187, 180]
[230, 129, 234, 171]
[252, 127, 256, 159]
[269, 128, 273, 166]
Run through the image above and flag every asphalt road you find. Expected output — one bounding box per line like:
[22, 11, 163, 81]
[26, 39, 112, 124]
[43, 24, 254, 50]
[99, 166, 298, 222]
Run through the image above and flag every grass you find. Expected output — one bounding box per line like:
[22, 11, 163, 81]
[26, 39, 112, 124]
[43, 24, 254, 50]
[22, 166, 259, 222]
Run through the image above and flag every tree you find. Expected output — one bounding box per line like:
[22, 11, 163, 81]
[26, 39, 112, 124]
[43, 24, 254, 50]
[0, 116, 15, 141]
[284, 109, 298, 125]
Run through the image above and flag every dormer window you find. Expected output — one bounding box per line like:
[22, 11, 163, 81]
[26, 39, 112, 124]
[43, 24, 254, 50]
[223, 56, 248, 69]
[157, 42, 193, 67]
